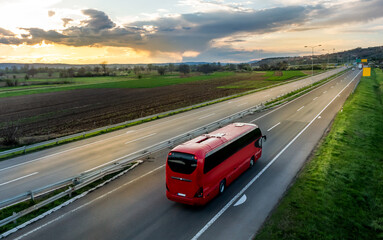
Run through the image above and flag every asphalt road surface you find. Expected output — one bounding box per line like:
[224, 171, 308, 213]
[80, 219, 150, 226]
[5, 69, 361, 240]
[0, 68, 344, 202]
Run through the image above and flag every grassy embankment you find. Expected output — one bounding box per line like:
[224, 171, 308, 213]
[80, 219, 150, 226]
[255, 68, 383, 239]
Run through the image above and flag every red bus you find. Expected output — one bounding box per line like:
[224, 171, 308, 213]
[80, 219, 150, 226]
[166, 122, 266, 205]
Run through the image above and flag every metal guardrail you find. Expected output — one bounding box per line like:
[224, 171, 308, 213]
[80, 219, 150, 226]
[0, 67, 346, 230]
[0, 102, 265, 228]
[0, 68, 341, 158]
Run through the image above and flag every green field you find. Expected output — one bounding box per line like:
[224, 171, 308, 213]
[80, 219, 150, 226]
[255, 69, 383, 239]
[0, 72, 234, 98]
[0, 70, 310, 98]
[219, 71, 307, 89]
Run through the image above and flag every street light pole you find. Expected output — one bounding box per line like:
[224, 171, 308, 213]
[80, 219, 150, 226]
[305, 44, 322, 79]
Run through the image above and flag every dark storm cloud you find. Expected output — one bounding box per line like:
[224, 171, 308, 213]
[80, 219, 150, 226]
[81, 9, 116, 31]
[0, 6, 311, 51]
[0, 0, 382, 60]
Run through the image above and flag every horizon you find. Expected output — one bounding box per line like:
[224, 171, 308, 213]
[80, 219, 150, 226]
[0, 0, 382, 64]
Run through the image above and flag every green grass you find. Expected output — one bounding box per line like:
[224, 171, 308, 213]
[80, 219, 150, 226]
[266, 71, 306, 81]
[255, 68, 383, 239]
[220, 71, 307, 89]
[0, 72, 234, 98]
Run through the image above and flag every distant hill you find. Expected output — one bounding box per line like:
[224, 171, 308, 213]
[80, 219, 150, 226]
[253, 46, 383, 67]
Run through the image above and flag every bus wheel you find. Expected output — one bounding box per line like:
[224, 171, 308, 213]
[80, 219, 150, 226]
[250, 157, 255, 168]
[219, 180, 226, 194]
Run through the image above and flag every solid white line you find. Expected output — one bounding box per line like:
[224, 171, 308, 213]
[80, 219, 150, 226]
[125, 133, 157, 144]
[313, 97, 318, 101]
[191, 71, 361, 240]
[267, 122, 281, 132]
[198, 113, 216, 120]
[297, 106, 304, 112]
[250, 70, 349, 123]
[12, 165, 165, 240]
[237, 102, 248, 107]
[0, 172, 38, 187]
[0, 131, 134, 172]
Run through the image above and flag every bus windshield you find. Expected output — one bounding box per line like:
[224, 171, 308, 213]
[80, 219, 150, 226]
[167, 152, 197, 174]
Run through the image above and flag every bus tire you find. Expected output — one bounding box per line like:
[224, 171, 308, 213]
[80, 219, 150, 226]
[219, 180, 226, 194]
[250, 157, 255, 168]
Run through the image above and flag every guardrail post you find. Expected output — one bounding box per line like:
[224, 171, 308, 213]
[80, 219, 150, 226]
[13, 212, 17, 224]
[23, 146, 27, 154]
[68, 187, 73, 198]
[30, 191, 34, 202]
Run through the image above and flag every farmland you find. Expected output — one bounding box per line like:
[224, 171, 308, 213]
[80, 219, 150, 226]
[0, 70, 307, 147]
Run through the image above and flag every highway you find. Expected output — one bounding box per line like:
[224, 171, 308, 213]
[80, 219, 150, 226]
[5, 69, 361, 239]
[0, 68, 344, 201]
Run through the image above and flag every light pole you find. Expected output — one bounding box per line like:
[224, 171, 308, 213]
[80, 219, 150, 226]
[305, 44, 322, 79]
[322, 49, 330, 70]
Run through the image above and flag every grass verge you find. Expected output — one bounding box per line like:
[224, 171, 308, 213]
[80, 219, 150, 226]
[255, 68, 383, 239]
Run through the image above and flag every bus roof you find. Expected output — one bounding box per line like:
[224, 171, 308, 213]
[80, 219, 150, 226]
[171, 123, 259, 157]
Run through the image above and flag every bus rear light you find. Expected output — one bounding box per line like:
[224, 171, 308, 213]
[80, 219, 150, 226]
[194, 187, 203, 198]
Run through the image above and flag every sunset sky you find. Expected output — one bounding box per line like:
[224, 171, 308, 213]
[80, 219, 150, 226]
[0, 0, 382, 64]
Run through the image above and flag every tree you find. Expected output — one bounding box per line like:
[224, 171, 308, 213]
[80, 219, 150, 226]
[178, 64, 190, 75]
[157, 66, 167, 75]
[100, 61, 108, 75]
[24, 74, 29, 81]
[147, 64, 153, 73]
[133, 66, 142, 77]
[27, 67, 37, 77]
[168, 63, 175, 73]
[198, 64, 214, 74]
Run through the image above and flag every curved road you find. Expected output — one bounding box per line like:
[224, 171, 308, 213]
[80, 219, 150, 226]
[4, 69, 361, 239]
[0, 68, 344, 201]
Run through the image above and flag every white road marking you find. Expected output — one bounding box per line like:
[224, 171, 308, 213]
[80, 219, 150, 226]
[313, 97, 318, 101]
[0, 131, 132, 173]
[198, 113, 216, 120]
[191, 71, 361, 240]
[331, 86, 334, 88]
[323, 91, 327, 93]
[126, 130, 136, 134]
[125, 133, 157, 144]
[12, 165, 165, 240]
[318, 116, 322, 119]
[0, 172, 38, 187]
[267, 122, 281, 132]
[297, 106, 304, 112]
[237, 102, 248, 107]
[233, 194, 247, 207]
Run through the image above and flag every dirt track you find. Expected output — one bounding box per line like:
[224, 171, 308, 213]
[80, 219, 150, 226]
[0, 77, 247, 145]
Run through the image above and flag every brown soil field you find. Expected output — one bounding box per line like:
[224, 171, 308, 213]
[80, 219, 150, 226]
[0, 77, 252, 146]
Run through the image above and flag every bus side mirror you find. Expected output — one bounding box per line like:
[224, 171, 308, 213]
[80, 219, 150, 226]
[262, 135, 267, 142]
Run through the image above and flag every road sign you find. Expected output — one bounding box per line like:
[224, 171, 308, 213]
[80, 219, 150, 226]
[363, 67, 371, 77]
[361, 59, 368, 63]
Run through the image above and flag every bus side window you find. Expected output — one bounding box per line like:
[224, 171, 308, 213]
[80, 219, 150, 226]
[254, 137, 262, 148]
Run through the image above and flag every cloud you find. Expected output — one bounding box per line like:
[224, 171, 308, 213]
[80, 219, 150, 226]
[0, 27, 15, 36]
[80, 9, 116, 31]
[48, 10, 55, 17]
[0, 0, 382, 62]
[62, 18, 73, 27]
